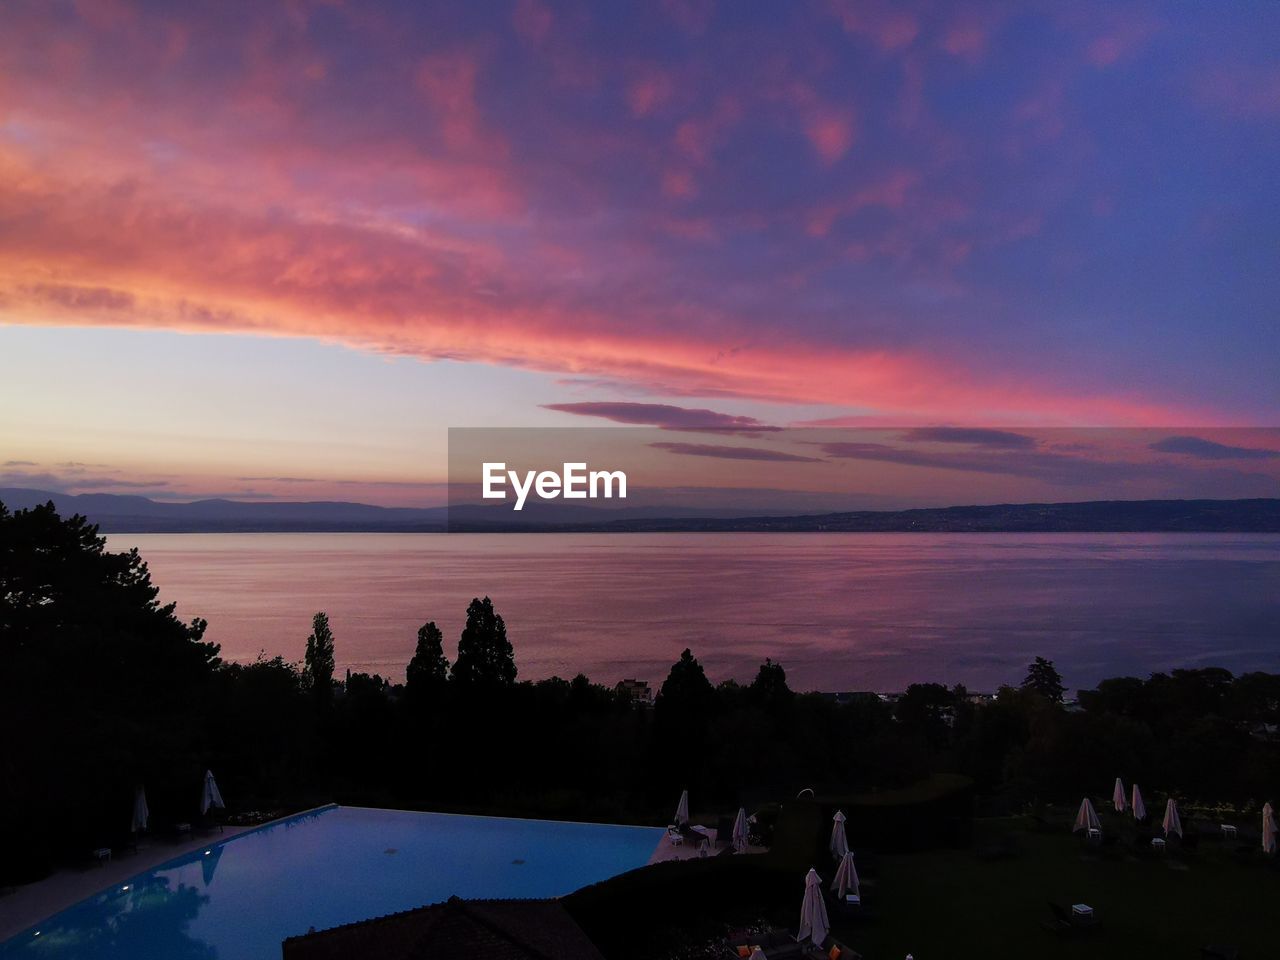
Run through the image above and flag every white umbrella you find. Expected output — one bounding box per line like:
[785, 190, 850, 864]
[797, 868, 829, 947]
[1073, 797, 1101, 834]
[749, 950, 767, 960]
[131, 785, 149, 833]
[1162, 798, 1182, 838]
[200, 770, 225, 815]
[1131, 784, 1147, 821]
[1112, 778, 1127, 813]
[1263, 802, 1276, 855]
[732, 807, 749, 852]
[674, 789, 689, 827]
[830, 810, 849, 858]
[831, 850, 860, 900]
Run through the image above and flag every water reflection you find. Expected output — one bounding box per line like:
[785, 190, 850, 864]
[16, 877, 213, 960]
[200, 846, 223, 889]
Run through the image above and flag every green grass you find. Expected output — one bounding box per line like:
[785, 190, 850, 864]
[842, 820, 1280, 958]
[567, 813, 1280, 959]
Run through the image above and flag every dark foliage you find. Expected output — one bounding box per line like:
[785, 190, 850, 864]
[1022, 656, 1066, 703]
[0, 502, 220, 882]
[4, 499, 1279, 888]
[303, 612, 335, 708]
[450, 597, 515, 687]
[406, 621, 449, 701]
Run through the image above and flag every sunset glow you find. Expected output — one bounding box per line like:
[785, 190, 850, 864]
[2, 0, 1277, 502]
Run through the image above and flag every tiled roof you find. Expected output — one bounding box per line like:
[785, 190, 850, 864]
[281, 896, 606, 960]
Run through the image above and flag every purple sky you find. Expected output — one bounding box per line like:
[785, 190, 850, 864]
[1, 1, 1277, 503]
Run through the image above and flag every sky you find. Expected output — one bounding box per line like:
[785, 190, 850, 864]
[1, 0, 1278, 505]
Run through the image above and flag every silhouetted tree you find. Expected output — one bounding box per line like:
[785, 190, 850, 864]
[0, 501, 218, 882]
[1022, 656, 1065, 703]
[450, 597, 515, 687]
[749, 658, 793, 706]
[657, 648, 715, 713]
[303, 612, 335, 706]
[895, 682, 957, 748]
[406, 621, 449, 699]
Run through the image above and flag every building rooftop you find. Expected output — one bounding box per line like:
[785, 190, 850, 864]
[281, 896, 605, 960]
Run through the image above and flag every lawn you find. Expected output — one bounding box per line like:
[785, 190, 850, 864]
[567, 809, 1280, 959]
[844, 819, 1279, 958]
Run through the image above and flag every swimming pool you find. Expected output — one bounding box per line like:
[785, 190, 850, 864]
[0, 805, 662, 959]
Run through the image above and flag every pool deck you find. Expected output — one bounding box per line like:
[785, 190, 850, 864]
[0, 826, 252, 944]
[648, 825, 768, 863]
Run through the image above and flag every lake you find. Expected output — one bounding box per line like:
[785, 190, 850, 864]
[105, 532, 1280, 694]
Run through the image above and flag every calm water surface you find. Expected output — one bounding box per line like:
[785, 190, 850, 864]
[106, 533, 1280, 693]
[0, 805, 662, 959]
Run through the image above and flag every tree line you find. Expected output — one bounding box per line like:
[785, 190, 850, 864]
[3, 500, 1279, 884]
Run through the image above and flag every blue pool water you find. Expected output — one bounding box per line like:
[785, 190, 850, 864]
[0, 806, 662, 959]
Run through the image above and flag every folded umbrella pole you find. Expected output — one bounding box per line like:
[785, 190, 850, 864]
[201, 770, 225, 816]
[798, 868, 829, 947]
[830, 810, 848, 858]
[1112, 778, 1127, 813]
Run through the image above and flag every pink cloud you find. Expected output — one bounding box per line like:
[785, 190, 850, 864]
[1195, 63, 1280, 120]
[661, 0, 715, 36]
[512, 0, 553, 44]
[415, 52, 503, 154]
[661, 168, 698, 199]
[0, 0, 1256, 430]
[673, 96, 742, 164]
[805, 111, 856, 164]
[627, 69, 675, 117]
[806, 169, 917, 237]
[942, 23, 987, 62]
[828, 0, 919, 53]
[1085, 17, 1158, 67]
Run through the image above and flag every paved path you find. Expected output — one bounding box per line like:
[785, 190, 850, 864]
[0, 827, 250, 944]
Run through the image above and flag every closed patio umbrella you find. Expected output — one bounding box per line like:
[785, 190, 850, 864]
[732, 807, 749, 852]
[200, 770, 225, 816]
[1073, 797, 1101, 834]
[831, 850, 860, 900]
[1112, 778, 1127, 813]
[1262, 803, 1276, 855]
[1131, 784, 1147, 821]
[131, 785, 149, 834]
[830, 810, 849, 858]
[1162, 798, 1182, 838]
[797, 868, 829, 947]
[674, 789, 689, 827]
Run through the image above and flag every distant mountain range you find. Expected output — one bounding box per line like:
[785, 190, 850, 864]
[2, 487, 1279, 533]
[0, 488, 449, 532]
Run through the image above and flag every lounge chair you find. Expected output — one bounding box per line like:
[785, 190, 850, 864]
[679, 823, 712, 850]
[665, 824, 683, 846]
